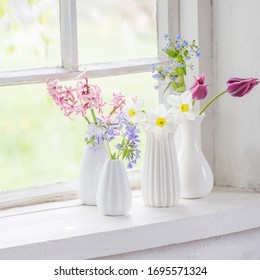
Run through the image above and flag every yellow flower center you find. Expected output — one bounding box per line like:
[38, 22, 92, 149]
[180, 103, 189, 112]
[156, 117, 166, 127]
[128, 108, 136, 117]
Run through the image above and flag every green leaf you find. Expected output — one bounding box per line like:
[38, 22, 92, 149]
[111, 152, 117, 160]
[174, 67, 181, 76]
[177, 54, 185, 64]
[166, 48, 178, 58]
[174, 66, 186, 76]
[176, 85, 186, 93]
[183, 50, 189, 57]
[178, 66, 186, 75]
[172, 82, 181, 91]
[122, 150, 127, 160]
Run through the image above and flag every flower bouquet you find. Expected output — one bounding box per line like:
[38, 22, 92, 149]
[47, 74, 143, 215]
[149, 34, 260, 198]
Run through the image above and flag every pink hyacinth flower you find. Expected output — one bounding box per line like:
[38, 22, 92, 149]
[190, 72, 208, 100]
[227, 77, 260, 97]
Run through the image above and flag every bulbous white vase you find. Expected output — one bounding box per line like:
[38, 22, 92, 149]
[178, 114, 214, 198]
[142, 132, 181, 207]
[79, 146, 107, 205]
[96, 159, 132, 216]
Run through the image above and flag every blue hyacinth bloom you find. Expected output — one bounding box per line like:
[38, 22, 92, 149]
[196, 50, 201, 57]
[183, 40, 189, 47]
[175, 42, 181, 50]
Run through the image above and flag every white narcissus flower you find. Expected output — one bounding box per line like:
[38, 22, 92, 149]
[167, 91, 196, 124]
[123, 98, 145, 123]
[145, 104, 176, 141]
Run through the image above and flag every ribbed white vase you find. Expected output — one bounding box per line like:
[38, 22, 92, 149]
[142, 132, 181, 207]
[96, 159, 132, 216]
[178, 114, 214, 198]
[79, 146, 107, 205]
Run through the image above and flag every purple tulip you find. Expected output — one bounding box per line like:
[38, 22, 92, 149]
[190, 72, 208, 100]
[227, 77, 260, 97]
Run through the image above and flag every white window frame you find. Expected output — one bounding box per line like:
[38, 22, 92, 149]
[0, 0, 213, 209]
[0, 0, 179, 86]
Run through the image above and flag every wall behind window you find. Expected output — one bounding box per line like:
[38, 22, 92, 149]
[213, 0, 260, 188]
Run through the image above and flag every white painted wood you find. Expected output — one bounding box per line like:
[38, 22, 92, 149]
[59, 0, 78, 71]
[0, 181, 78, 211]
[179, 0, 214, 170]
[98, 227, 260, 260]
[196, 0, 214, 172]
[156, 0, 180, 53]
[0, 58, 164, 86]
[213, 0, 260, 189]
[157, 0, 180, 103]
[0, 170, 141, 210]
[0, 187, 260, 259]
[180, 0, 199, 86]
[79, 58, 166, 79]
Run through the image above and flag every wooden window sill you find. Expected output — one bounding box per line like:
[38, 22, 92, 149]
[0, 187, 260, 259]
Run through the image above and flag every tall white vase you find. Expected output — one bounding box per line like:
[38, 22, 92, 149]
[96, 159, 132, 216]
[142, 132, 181, 207]
[79, 146, 107, 205]
[178, 114, 214, 198]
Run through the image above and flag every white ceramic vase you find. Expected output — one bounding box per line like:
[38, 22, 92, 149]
[79, 146, 107, 205]
[96, 159, 132, 216]
[178, 114, 214, 198]
[142, 132, 181, 207]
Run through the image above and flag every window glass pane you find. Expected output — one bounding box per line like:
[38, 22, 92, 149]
[0, 0, 60, 71]
[0, 73, 156, 192]
[0, 84, 84, 192]
[77, 0, 157, 63]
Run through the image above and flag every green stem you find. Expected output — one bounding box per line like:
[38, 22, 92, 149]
[84, 116, 91, 124]
[109, 99, 125, 116]
[106, 141, 113, 159]
[90, 108, 97, 125]
[192, 99, 196, 107]
[116, 150, 122, 160]
[199, 90, 227, 115]
[179, 75, 186, 91]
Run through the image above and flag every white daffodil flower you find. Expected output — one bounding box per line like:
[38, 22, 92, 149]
[145, 104, 176, 141]
[123, 98, 145, 123]
[167, 91, 196, 124]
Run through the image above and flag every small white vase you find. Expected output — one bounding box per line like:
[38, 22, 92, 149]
[96, 159, 132, 216]
[79, 146, 107, 205]
[142, 132, 181, 207]
[178, 114, 214, 198]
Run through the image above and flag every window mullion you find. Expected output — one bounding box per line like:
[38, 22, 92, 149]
[59, 0, 78, 71]
[156, 0, 180, 57]
[156, 0, 180, 103]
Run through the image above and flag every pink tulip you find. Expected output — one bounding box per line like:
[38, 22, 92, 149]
[227, 77, 259, 97]
[190, 72, 208, 100]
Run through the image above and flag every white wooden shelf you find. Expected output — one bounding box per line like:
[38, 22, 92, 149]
[0, 187, 260, 259]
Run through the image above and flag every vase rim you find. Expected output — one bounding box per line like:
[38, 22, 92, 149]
[106, 158, 122, 162]
[188, 113, 205, 121]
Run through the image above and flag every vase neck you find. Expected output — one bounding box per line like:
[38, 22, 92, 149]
[179, 115, 204, 144]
